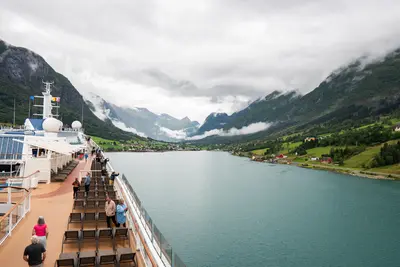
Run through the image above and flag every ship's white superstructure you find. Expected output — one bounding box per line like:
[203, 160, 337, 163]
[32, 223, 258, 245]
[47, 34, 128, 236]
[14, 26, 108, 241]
[0, 82, 86, 186]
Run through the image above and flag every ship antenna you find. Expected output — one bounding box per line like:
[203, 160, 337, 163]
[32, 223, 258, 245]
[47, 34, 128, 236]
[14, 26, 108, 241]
[13, 98, 15, 127]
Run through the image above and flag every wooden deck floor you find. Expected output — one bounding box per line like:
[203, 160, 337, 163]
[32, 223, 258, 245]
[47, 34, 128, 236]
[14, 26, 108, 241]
[0, 156, 145, 267]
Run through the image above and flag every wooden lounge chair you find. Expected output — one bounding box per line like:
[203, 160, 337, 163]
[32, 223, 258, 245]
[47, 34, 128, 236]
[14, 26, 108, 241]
[82, 212, 97, 228]
[97, 228, 114, 251]
[117, 247, 136, 266]
[67, 213, 82, 230]
[113, 228, 130, 249]
[81, 229, 97, 249]
[85, 200, 97, 211]
[55, 252, 78, 267]
[62, 230, 80, 252]
[73, 200, 85, 211]
[78, 251, 96, 266]
[97, 250, 117, 266]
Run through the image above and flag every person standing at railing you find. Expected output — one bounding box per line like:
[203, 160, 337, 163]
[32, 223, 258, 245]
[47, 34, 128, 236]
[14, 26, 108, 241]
[105, 197, 117, 228]
[23, 235, 46, 267]
[116, 199, 128, 227]
[109, 171, 119, 185]
[32, 216, 48, 249]
[72, 178, 80, 199]
[84, 172, 91, 196]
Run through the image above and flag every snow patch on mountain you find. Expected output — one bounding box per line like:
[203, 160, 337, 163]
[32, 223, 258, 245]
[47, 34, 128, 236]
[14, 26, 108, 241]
[188, 122, 272, 140]
[83, 92, 110, 121]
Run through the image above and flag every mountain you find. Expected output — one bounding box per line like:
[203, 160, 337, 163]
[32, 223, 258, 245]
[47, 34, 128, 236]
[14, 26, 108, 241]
[84, 92, 199, 142]
[193, 49, 400, 142]
[0, 39, 145, 141]
[195, 90, 301, 136]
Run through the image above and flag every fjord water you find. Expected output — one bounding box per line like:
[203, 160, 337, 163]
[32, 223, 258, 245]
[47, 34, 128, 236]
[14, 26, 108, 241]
[108, 151, 400, 267]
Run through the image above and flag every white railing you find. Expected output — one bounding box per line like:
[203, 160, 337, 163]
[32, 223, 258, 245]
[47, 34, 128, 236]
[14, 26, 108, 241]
[86, 139, 187, 267]
[101, 154, 186, 267]
[6, 170, 40, 189]
[0, 186, 31, 245]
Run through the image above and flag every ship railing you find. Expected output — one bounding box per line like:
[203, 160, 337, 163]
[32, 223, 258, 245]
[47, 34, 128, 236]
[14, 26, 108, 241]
[0, 186, 31, 245]
[86, 142, 188, 267]
[105, 162, 187, 267]
[78, 168, 160, 267]
[0, 171, 41, 189]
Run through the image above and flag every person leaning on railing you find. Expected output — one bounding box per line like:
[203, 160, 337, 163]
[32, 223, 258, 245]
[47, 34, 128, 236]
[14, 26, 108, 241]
[109, 171, 119, 185]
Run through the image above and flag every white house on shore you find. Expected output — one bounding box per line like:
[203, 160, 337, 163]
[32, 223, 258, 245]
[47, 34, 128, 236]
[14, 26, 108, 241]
[394, 123, 400, 132]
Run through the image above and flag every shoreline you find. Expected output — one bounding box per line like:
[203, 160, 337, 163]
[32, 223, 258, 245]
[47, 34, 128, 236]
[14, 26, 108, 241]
[103, 149, 399, 180]
[231, 152, 400, 181]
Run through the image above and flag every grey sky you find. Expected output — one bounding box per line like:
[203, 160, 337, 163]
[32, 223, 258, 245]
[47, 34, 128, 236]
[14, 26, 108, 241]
[1, 0, 400, 122]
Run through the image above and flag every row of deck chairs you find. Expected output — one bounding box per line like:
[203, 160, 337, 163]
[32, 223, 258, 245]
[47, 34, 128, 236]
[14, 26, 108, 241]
[51, 160, 79, 182]
[55, 160, 137, 266]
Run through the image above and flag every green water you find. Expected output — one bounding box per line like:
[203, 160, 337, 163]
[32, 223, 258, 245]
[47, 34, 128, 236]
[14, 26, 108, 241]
[108, 151, 400, 267]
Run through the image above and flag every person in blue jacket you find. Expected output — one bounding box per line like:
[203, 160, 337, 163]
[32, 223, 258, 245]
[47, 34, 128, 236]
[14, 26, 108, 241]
[116, 199, 128, 227]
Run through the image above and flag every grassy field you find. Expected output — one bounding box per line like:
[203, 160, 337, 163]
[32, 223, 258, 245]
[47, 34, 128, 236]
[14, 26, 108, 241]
[252, 148, 269, 155]
[91, 136, 123, 150]
[251, 141, 302, 155]
[305, 146, 334, 157]
[344, 139, 400, 168]
[280, 141, 302, 154]
[344, 145, 380, 168]
[370, 164, 400, 175]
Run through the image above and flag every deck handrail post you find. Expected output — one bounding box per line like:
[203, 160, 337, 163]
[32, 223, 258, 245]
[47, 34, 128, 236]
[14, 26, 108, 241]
[7, 186, 11, 204]
[8, 212, 12, 236]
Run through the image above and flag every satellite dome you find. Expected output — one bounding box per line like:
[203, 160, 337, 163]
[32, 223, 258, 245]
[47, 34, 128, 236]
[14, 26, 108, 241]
[71, 121, 82, 129]
[43, 117, 61, 133]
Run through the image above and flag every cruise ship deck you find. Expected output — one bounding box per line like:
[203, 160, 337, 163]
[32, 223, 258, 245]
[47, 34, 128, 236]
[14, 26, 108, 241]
[0, 156, 144, 267]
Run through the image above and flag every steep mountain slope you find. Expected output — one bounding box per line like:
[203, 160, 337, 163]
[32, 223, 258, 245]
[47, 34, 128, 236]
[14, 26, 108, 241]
[0, 39, 144, 141]
[194, 49, 400, 142]
[195, 90, 301, 136]
[84, 92, 199, 141]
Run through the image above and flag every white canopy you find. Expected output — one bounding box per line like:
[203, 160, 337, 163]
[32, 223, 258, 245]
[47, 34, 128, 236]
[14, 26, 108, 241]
[14, 139, 84, 155]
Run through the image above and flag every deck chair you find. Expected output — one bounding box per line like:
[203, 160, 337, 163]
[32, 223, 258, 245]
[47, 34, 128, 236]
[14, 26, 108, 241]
[82, 212, 97, 228]
[107, 191, 116, 198]
[81, 229, 97, 249]
[68, 213, 82, 230]
[62, 230, 81, 252]
[73, 200, 85, 210]
[97, 191, 107, 199]
[97, 200, 106, 211]
[86, 191, 97, 199]
[113, 228, 130, 249]
[97, 250, 117, 266]
[97, 228, 114, 251]
[105, 185, 114, 192]
[85, 200, 97, 211]
[117, 248, 136, 266]
[76, 191, 85, 199]
[97, 212, 107, 227]
[78, 251, 96, 266]
[55, 252, 78, 267]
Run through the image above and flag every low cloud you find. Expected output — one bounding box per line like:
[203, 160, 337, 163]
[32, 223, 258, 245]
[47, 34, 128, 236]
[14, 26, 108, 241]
[111, 120, 147, 138]
[187, 122, 272, 140]
[158, 126, 187, 139]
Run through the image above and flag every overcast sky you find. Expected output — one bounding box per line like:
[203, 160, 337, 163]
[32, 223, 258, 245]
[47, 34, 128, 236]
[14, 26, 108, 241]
[1, 0, 400, 123]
